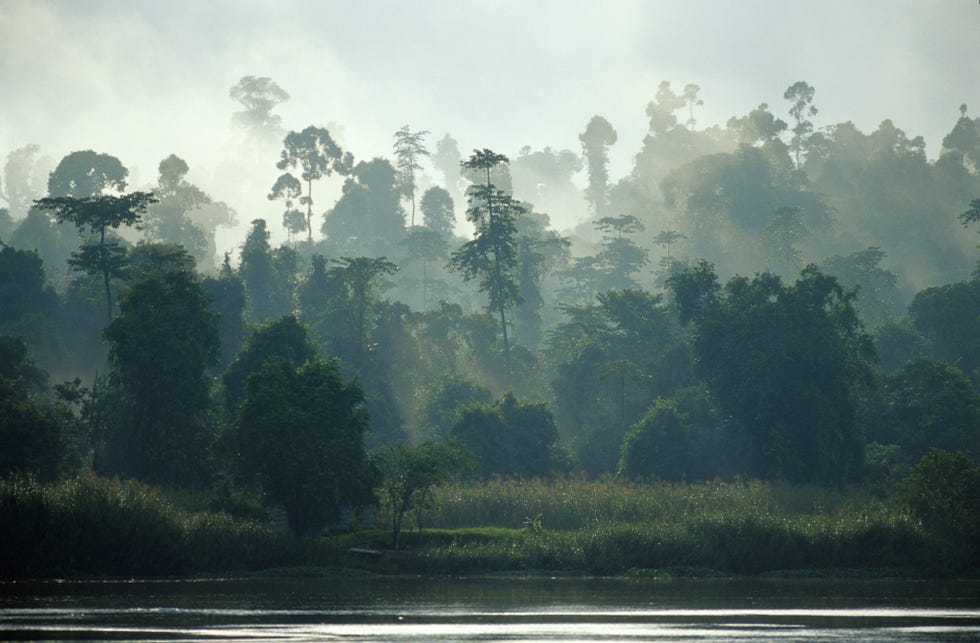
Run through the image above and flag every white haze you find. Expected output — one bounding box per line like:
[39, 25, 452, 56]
[1, 0, 977, 255]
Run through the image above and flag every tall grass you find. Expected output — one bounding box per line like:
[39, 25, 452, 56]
[421, 476, 884, 530]
[0, 475, 303, 578]
[378, 477, 949, 576]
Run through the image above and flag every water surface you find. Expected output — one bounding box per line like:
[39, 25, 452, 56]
[2, 575, 978, 641]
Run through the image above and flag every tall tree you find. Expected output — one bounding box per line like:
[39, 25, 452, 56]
[419, 186, 456, 238]
[322, 158, 406, 257]
[144, 155, 211, 266]
[4, 144, 48, 218]
[47, 150, 128, 199]
[682, 83, 703, 128]
[759, 206, 807, 277]
[267, 173, 305, 241]
[784, 81, 818, 169]
[451, 393, 564, 479]
[35, 192, 156, 324]
[668, 263, 874, 484]
[579, 116, 618, 217]
[594, 214, 649, 291]
[646, 81, 686, 135]
[324, 256, 399, 372]
[271, 126, 353, 242]
[226, 357, 373, 537]
[393, 125, 431, 226]
[448, 149, 525, 372]
[229, 76, 290, 138]
[432, 133, 463, 203]
[400, 227, 448, 310]
[101, 268, 219, 486]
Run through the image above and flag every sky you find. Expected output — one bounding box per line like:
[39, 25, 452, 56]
[1, 0, 977, 240]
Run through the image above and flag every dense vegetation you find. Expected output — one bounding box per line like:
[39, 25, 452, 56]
[1, 78, 977, 578]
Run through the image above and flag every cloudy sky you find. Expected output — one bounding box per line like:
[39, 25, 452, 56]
[1, 0, 977, 235]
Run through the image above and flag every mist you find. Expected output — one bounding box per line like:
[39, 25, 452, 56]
[2, 0, 977, 247]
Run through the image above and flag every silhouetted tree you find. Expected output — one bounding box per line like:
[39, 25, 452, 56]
[35, 192, 156, 323]
[229, 75, 290, 139]
[579, 116, 618, 217]
[271, 126, 353, 242]
[448, 149, 525, 372]
[393, 125, 430, 226]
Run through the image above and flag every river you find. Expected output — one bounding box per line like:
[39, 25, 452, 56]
[2, 575, 978, 641]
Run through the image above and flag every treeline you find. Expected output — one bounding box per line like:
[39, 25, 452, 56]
[0, 78, 978, 551]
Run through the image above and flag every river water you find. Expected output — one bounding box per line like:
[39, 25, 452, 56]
[2, 575, 978, 641]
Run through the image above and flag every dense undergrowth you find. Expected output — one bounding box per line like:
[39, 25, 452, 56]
[1, 475, 971, 579]
[0, 475, 324, 578]
[369, 477, 957, 576]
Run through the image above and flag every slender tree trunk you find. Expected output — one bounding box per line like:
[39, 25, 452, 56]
[99, 227, 112, 324]
[306, 178, 313, 242]
[485, 167, 511, 373]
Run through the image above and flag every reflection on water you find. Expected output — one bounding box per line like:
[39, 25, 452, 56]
[1, 576, 979, 641]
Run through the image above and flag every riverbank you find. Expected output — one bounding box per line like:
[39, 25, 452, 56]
[1, 475, 975, 580]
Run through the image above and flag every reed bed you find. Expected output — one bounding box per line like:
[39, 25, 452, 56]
[0, 475, 302, 578]
[386, 477, 941, 576]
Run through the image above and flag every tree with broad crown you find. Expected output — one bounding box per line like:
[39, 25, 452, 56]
[227, 357, 373, 537]
[35, 192, 156, 324]
[448, 149, 525, 373]
[47, 150, 128, 199]
[271, 126, 353, 242]
[668, 263, 874, 484]
[101, 268, 219, 487]
[374, 440, 474, 550]
[419, 186, 456, 238]
[229, 76, 290, 135]
[579, 116, 618, 218]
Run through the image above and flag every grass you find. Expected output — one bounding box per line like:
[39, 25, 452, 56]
[362, 477, 959, 577]
[1, 474, 969, 579]
[0, 474, 309, 578]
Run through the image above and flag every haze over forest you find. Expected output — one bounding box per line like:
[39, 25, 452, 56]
[0, 0, 978, 564]
[1, 0, 977, 242]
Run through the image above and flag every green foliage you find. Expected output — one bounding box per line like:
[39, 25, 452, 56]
[0, 475, 300, 578]
[273, 125, 352, 242]
[900, 450, 979, 557]
[579, 115, 618, 217]
[548, 289, 694, 475]
[0, 243, 58, 347]
[100, 269, 219, 487]
[886, 359, 980, 462]
[201, 258, 247, 369]
[448, 149, 525, 370]
[822, 247, 899, 329]
[374, 439, 474, 549]
[222, 315, 316, 412]
[419, 186, 456, 238]
[239, 219, 295, 323]
[226, 358, 373, 537]
[908, 279, 979, 380]
[400, 478, 932, 576]
[669, 263, 874, 484]
[393, 125, 430, 226]
[46, 150, 128, 199]
[618, 392, 721, 482]
[230, 75, 290, 135]
[35, 191, 156, 323]
[322, 158, 406, 256]
[0, 338, 64, 481]
[143, 155, 212, 268]
[451, 393, 565, 479]
[414, 376, 492, 440]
